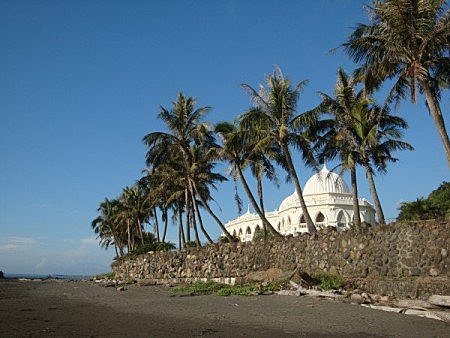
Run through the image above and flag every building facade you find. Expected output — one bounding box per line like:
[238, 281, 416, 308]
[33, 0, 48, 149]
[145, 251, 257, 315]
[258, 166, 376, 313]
[224, 165, 376, 242]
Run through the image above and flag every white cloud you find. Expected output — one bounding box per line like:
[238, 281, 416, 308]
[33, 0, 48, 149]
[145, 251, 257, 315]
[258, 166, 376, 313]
[0, 236, 37, 252]
[0, 235, 114, 275]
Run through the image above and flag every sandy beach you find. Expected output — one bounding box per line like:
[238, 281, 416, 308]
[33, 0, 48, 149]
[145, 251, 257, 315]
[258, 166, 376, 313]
[0, 279, 448, 337]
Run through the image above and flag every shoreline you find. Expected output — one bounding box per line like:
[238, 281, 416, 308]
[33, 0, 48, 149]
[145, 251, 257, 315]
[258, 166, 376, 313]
[1, 279, 449, 337]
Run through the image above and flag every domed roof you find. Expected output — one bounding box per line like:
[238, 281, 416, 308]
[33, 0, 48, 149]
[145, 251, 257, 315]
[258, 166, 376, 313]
[278, 164, 350, 212]
[303, 164, 350, 196]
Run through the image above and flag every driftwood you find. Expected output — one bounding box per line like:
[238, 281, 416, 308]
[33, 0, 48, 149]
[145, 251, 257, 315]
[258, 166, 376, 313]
[280, 280, 341, 299]
[362, 304, 450, 322]
[395, 299, 439, 310]
[428, 295, 450, 308]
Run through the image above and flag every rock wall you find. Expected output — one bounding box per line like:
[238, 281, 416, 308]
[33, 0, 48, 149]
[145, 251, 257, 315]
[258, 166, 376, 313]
[112, 221, 449, 298]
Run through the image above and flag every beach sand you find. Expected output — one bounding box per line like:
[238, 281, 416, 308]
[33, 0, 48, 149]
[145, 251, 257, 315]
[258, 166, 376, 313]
[0, 279, 448, 337]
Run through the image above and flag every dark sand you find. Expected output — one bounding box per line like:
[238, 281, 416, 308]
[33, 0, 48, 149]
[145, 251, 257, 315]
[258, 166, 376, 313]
[0, 280, 448, 337]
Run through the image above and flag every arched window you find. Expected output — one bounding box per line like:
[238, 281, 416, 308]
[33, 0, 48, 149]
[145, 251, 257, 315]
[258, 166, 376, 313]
[336, 210, 346, 227]
[246, 226, 252, 235]
[232, 229, 237, 236]
[277, 222, 281, 231]
[255, 225, 261, 232]
[238, 228, 243, 236]
[316, 212, 325, 223]
[299, 215, 305, 223]
[288, 216, 291, 225]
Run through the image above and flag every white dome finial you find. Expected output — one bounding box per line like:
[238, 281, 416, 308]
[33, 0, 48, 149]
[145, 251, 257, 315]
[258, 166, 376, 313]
[321, 162, 328, 172]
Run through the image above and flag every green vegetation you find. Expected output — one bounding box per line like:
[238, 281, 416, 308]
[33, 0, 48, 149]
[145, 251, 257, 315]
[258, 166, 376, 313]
[344, 0, 450, 165]
[172, 281, 286, 297]
[311, 272, 344, 291]
[398, 182, 450, 221]
[218, 235, 240, 243]
[91, 1, 449, 251]
[252, 227, 274, 242]
[95, 272, 115, 280]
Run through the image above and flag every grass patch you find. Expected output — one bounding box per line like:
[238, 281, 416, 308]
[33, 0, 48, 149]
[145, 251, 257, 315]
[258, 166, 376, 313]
[311, 272, 344, 290]
[95, 272, 114, 280]
[172, 280, 285, 297]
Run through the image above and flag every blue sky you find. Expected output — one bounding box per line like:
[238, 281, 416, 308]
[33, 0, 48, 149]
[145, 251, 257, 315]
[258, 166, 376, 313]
[1, 0, 448, 275]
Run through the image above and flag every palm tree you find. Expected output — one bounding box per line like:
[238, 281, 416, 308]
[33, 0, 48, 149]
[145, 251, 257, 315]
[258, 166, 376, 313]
[215, 121, 282, 237]
[143, 93, 235, 242]
[313, 68, 413, 226]
[117, 186, 149, 250]
[91, 198, 124, 257]
[241, 67, 317, 233]
[353, 103, 413, 225]
[343, 0, 450, 164]
[244, 117, 279, 238]
[312, 69, 371, 227]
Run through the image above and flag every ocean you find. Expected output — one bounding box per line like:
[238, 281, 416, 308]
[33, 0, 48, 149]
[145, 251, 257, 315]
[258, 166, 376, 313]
[2, 273, 91, 280]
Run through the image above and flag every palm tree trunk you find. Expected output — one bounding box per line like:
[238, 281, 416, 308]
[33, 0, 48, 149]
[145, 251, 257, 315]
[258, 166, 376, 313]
[126, 219, 131, 252]
[178, 207, 186, 249]
[257, 176, 268, 239]
[189, 193, 202, 247]
[137, 218, 145, 246]
[184, 188, 191, 242]
[113, 242, 119, 258]
[350, 166, 361, 227]
[192, 182, 235, 241]
[281, 143, 316, 233]
[420, 81, 450, 166]
[153, 207, 160, 242]
[162, 208, 168, 242]
[189, 181, 213, 244]
[110, 227, 123, 257]
[236, 166, 282, 237]
[363, 164, 385, 226]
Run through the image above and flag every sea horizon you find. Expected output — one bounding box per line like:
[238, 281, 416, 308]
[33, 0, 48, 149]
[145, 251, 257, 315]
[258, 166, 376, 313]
[2, 273, 92, 280]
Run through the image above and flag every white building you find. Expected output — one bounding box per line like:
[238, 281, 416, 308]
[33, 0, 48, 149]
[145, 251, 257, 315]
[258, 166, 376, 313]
[224, 164, 376, 242]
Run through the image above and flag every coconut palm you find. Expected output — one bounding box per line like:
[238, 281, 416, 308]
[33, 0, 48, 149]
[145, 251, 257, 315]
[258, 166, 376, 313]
[215, 121, 282, 237]
[313, 68, 413, 226]
[117, 185, 152, 250]
[343, 0, 450, 164]
[241, 67, 317, 233]
[353, 103, 413, 225]
[143, 93, 235, 242]
[312, 69, 371, 227]
[91, 198, 124, 257]
[243, 117, 280, 238]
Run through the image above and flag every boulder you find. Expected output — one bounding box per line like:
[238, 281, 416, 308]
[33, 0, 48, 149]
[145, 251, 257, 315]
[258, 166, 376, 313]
[350, 293, 364, 304]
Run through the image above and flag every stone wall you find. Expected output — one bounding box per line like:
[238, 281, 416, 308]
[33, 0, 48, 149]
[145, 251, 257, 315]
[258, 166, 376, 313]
[112, 221, 449, 299]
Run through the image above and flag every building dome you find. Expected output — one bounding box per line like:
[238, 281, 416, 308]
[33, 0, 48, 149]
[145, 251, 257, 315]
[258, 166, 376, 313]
[277, 165, 350, 212]
[278, 192, 299, 212]
[303, 164, 350, 196]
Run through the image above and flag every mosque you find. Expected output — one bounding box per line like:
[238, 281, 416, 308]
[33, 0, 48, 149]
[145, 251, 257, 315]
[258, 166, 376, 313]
[224, 164, 376, 242]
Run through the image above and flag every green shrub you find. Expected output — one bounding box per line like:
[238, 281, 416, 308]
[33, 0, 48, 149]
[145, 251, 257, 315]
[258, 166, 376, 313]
[171, 281, 283, 297]
[95, 272, 114, 280]
[122, 240, 176, 259]
[311, 272, 344, 290]
[172, 281, 225, 294]
[155, 242, 176, 251]
[218, 235, 240, 243]
[184, 241, 199, 248]
[252, 227, 274, 241]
